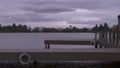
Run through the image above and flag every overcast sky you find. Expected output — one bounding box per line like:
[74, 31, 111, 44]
[0, 0, 120, 28]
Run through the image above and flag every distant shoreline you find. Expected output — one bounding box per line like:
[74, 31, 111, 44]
[0, 31, 93, 33]
[0, 32, 95, 33]
[0, 23, 110, 33]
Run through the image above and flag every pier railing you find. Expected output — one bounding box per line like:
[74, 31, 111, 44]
[96, 31, 120, 48]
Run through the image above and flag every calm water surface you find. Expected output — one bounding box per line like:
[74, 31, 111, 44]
[0, 33, 95, 49]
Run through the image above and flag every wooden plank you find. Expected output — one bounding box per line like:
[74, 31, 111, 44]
[0, 49, 120, 61]
[44, 40, 92, 45]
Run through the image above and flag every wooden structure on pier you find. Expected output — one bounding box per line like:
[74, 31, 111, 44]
[95, 32, 120, 48]
[44, 40, 94, 49]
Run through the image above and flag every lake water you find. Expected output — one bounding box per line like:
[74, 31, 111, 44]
[0, 33, 95, 49]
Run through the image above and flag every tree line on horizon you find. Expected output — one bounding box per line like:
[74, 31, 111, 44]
[0, 23, 110, 33]
[0, 23, 31, 32]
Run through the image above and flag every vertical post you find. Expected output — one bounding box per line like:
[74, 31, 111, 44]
[104, 32, 106, 41]
[101, 32, 103, 40]
[113, 32, 115, 44]
[45, 44, 48, 49]
[116, 32, 119, 45]
[117, 15, 120, 45]
[104, 32, 105, 41]
[95, 32, 97, 40]
[101, 31, 105, 41]
[99, 32, 101, 40]
[95, 42, 98, 48]
[100, 32, 102, 40]
[45, 44, 50, 49]
[118, 32, 120, 45]
[48, 44, 50, 49]
[109, 32, 111, 43]
[105, 32, 108, 42]
[118, 15, 120, 25]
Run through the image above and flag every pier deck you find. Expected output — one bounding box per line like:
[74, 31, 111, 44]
[0, 48, 120, 62]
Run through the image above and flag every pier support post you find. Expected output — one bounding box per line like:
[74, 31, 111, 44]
[94, 32, 97, 40]
[116, 33, 119, 45]
[45, 44, 48, 49]
[99, 32, 101, 40]
[95, 42, 98, 48]
[48, 44, 50, 49]
[105, 32, 108, 42]
[109, 32, 112, 43]
[45, 44, 50, 49]
[113, 32, 115, 44]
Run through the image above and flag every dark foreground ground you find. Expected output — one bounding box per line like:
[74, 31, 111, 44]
[0, 61, 120, 68]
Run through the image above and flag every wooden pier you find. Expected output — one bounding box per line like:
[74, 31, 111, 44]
[0, 48, 120, 64]
[44, 31, 120, 49]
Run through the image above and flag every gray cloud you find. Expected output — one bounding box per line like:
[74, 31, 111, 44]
[0, 12, 65, 23]
[0, 0, 120, 27]
[22, 5, 74, 14]
[27, 0, 120, 10]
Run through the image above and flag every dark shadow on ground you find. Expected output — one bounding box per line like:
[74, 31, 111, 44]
[0, 61, 120, 68]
